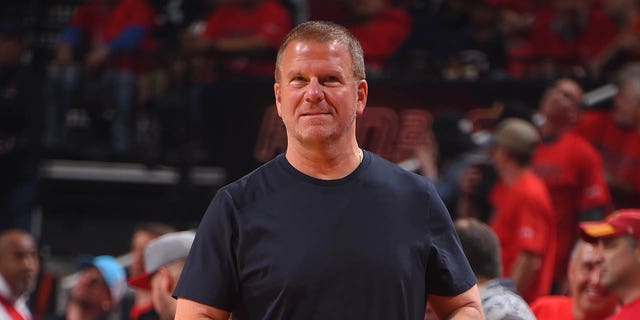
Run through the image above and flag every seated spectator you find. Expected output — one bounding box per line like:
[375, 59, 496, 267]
[182, 0, 292, 77]
[454, 218, 536, 320]
[532, 78, 611, 292]
[125, 222, 176, 320]
[43, 0, 158, 154]
[574, 63, 640, 208]
[49, 255, 127, 320]
[591, 0, 640, 79]
[441, 1, 508, 80]
[530, 240, 618, 320]
[339, 0, 412, 76]
[390, 0, 503, 79]
[0, 21, 42, 233]
[0, 229, 39, 320]
[413, 110, 486, 216]
[129, 230, 195, 320]
[488, 118, 556, 302]
[522, 0, 617, 79]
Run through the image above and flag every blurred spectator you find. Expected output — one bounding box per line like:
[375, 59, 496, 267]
[43, 0, 158, 154]
[182, 0, 292, 77]
[179, 0, 291, 156]
[128, 231, 195, 320]
[523, 0, 617, 79]
[488, 118, 556, 302]
[591, 0, 640, 79]
[125, 222, 176, 320]
[0, 229, 39, 320]
[48, 255, 127, 320]
[532, 78, 611, 293]
[0, 21, 42, 233]
[454, 218, 536, 320]
[579, 209, 640, 319]
[340, 0, 411, 76]
[413, 110, 486, 215]
[574, 63, 640, 208]
[530, 240, 618, 320]
[391, 0, 505, 79]
[441, 1, 508, 80]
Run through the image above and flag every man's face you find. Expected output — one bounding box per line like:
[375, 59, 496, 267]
[274, 40, 367, 147]
[70, 267, 112, 310]
[0, 232, 39, 297]
[130, 231, 155, 277]
[538, 79, 582, 128]
[568, 242, 618, 317]
[598, 236, 640, 288]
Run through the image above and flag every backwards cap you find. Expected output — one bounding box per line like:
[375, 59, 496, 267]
[128, 230, 195, 290]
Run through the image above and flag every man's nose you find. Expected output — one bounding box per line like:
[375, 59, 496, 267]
[305, 78, 324, 102]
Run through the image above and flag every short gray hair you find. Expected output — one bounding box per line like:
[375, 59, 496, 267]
[274, 20, 365, 82]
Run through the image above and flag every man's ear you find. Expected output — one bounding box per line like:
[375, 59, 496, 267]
[274, 82, 283, 118]
[356, 80, 368, 116]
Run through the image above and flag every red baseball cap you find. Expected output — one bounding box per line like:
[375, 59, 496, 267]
[579, 209, 640, 243]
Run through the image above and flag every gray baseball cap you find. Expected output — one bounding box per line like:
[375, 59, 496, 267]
[128, 230, 195, 289]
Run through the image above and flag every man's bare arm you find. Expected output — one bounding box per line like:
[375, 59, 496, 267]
[428, 284, 484, 319]
[174, 297, 231, 320]
[509, 251, 541, 295]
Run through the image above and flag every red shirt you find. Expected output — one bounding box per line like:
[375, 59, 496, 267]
[344, 8, 411, 71]
[607, 297, 640, 320]
[202, 0, 292, 76]
[68, 0, 157, 72]
[489, 170, 556, 302]
[533, 132, 611, 282]
[530, 295, 575, 320]
[574, 111, 640, 207]
[528, 7, 617, 68]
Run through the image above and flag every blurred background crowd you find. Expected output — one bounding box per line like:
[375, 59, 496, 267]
[3, 0, 640, 319]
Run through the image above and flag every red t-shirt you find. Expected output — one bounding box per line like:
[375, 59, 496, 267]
[489, 170, 556, 302]
[68, 0, 157, 72]
[528, 7, 617, 67]
[202, 0, 292, 76]
[533, 132, 611, 283]
[607, 297, 640, 320]
[344, 8, 411, 71]
[530, 295, 575, 320]
[574, 110, 640, 207]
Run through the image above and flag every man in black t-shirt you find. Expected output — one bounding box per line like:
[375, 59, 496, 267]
[173, 20, 483, 320]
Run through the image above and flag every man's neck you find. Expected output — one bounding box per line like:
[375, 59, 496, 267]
[285, 139, 363, 180]
[498, 162, 527, 186]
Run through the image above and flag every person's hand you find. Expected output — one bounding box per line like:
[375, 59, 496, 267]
[85, 45, 110, 71]
[56, 43, 74, 65]
[458, 166, 482, 196]
[414, 142, 438, 179]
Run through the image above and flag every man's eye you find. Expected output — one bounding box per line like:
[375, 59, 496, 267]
[323, 77, 341, 86]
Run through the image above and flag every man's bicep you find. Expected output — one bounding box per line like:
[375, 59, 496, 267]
[175, 297, 231, 320]
[427, 285, 484, 320]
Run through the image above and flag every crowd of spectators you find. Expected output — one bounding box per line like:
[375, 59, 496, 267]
[4, 0, 640, 319]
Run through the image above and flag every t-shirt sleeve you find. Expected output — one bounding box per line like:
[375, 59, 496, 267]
[514, 198, 550, 255]
[425, 183, 477, 296]
[575, 138, 611, 212]
[173, 189, 239, 311]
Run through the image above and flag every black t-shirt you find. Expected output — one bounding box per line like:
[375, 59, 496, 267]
[174, 151, 476, 319]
